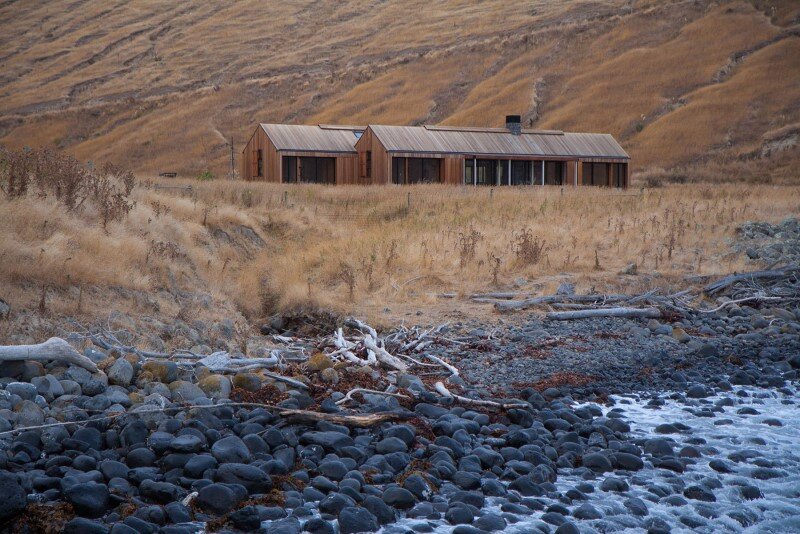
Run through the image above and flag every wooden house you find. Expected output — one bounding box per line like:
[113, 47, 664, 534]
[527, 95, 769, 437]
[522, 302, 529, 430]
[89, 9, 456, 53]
[242, 116, 630, 187]
[240, 124, 363, 184]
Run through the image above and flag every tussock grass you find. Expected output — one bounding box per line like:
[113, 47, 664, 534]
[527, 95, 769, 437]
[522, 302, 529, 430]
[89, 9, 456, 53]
[2, 176, 798, 323]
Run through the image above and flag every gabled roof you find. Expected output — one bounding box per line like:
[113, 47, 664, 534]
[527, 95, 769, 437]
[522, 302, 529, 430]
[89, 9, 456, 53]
[368, 124, 629, 159]
[260, 124, 362, 154]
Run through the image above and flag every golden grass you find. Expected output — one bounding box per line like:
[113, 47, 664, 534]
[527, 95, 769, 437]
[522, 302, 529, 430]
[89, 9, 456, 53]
[2, 177, 798, 325]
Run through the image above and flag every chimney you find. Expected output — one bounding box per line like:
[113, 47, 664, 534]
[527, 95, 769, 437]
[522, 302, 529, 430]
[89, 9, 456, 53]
[505, 115, 521, 135]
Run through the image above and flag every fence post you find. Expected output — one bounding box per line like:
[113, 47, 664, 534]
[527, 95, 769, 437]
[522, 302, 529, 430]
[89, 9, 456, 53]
[407, 192, 411, 211]
[283, 190, 288, 205]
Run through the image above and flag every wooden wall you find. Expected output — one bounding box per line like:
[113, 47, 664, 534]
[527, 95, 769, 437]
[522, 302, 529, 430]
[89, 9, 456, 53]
[355, 128, 391, 184]
[241, 126, 359, 183]
[241, 126, 280, 182]
[334, 155, 359, 185]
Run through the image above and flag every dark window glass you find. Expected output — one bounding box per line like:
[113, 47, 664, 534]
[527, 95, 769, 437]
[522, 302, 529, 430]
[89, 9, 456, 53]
[257, 150, 263, 177]
[392, 157, 405, 184]
[282, 156, 297, 183]
[464, 159, 474, 185]
[545, 161, 564, 185]
[511, 160, 530, 185]
[475, 159, 496, 186]
[406, 158, 440, 184]
[366, 151, 372, 178]
[591, 163, 607, 186]
[614, 164, 625, 187]
[299, 157, 335, 184]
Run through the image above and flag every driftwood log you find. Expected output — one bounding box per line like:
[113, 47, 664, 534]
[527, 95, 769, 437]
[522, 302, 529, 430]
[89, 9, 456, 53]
[704, 265, 799, 295]
[545, 307, 662, 320]
[434, 381, 528, 410]
[0, 337, 98, 373]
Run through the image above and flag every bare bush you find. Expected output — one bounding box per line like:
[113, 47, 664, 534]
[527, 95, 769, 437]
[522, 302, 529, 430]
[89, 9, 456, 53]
[458, 227, 483, 268]
[0, 147, 136, 229]
[513, 228, 546, 266]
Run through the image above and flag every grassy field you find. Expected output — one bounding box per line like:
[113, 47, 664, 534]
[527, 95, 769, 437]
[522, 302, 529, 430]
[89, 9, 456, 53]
[0, 1, 798, 182]
[2, 171, 798, 327]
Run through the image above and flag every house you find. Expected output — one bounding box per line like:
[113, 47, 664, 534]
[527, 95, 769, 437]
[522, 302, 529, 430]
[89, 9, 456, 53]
[240, 124, 364, 184]
[242, 116, 630, 187]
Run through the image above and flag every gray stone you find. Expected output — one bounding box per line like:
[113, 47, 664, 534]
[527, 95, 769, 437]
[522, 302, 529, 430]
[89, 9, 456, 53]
[65, 481, 110, 518]
[582, 452, 613, 472]
[6, 382, 37, 401]
[211, 435, 250, 463]
[0, 472, 26, 522]
[338, 506, 379, 534]
[107, 358, 134, 387]
[382, 486, 416, 509]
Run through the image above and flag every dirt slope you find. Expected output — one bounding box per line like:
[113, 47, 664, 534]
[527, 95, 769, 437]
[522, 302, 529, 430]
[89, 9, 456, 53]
[0, 0, 798, 180]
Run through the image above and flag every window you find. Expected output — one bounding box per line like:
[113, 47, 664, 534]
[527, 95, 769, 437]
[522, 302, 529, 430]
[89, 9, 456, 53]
[511, 160, 530, 185]
[365, 151, 372, 179]
[392, 157, 405, 184]
[464, 159, 474, 185]
[353, 131, 363, 140]
[256, 149, 263, 177]
[475, 159, 496, 186]
[406, 158, 440, 183]
[613, 163, 626, 187]
[282, 156, 297, 183]
[299, 157, 335, 184]
[545, 161, 564, 185]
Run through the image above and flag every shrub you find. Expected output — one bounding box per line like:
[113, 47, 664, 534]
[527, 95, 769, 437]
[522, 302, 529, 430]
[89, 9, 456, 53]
[0, 146, 136, 229]
[513, 228, 546, 265]
[197, 170, 215, 181]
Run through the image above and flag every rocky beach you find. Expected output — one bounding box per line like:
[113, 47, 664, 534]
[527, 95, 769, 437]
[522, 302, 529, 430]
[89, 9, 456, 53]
[0, 219, 798, 534]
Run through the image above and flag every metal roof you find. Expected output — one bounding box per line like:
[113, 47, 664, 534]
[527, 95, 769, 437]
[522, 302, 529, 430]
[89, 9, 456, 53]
[369, 125, 629, 159]
[260, 124, 360, 154]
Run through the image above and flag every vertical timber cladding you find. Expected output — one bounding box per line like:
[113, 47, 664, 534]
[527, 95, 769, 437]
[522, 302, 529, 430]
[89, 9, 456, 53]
[241, 126, 281, 182]
[355, 128, 390, 184]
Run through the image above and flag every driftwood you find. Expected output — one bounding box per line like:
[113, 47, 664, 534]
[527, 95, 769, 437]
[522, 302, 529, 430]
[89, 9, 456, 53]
[492, 293, 632, 312]
[434, 381, 528, 410]
[0, 337, 98, 373]
[335, 388, 411, 406]
[704, 265, 799, 295]
[546, 307, 662, 320]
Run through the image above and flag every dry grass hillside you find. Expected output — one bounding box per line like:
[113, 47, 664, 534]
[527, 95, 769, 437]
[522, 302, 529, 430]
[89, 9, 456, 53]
[1, 0, 798, 182]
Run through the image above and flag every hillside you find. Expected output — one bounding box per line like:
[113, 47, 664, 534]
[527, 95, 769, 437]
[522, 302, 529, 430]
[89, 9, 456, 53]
[0, 0, 799, 181]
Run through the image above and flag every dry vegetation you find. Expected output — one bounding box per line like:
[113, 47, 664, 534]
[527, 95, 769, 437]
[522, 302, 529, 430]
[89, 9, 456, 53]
[0, 1, 798, 182]
[2, 150, 798, 327]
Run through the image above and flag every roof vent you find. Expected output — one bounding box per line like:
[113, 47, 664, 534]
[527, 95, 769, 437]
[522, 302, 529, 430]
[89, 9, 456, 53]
[505, 115, 521, 135]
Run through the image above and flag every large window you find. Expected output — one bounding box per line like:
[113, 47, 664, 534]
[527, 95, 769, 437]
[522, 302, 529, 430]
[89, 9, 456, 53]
[365, 151, 372, 179]
[392, 157, 405, 184]
[282, 156, 296, 183]
[583, 162, 611, 186]
[464, 159, 474, 185]
[256, 149, 263, 177]
[511, 160, 531, 185]
[299, 157, 336, 184]
[545, 161, 564, 185]
[613, 163, 626, 188]
[400, 158, 440, 184]
[475, 159, 496, 186]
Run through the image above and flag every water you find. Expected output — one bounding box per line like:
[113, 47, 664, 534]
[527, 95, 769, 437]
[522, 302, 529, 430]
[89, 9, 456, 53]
[383, 385, 800, 533]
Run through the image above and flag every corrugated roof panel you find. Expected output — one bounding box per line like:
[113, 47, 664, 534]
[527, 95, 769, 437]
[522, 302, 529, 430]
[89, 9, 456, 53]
[370, 125, 628, 159]
[260, 124, 358, 153]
